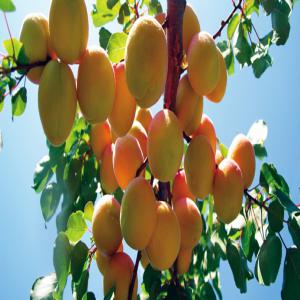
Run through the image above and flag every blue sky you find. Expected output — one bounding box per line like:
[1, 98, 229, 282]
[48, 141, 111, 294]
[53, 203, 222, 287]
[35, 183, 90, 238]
[0, 0, 299, 299]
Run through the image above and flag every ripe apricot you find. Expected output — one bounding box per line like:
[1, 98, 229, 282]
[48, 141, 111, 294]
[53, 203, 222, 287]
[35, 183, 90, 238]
[184, 135, 215, 199]
[146, 201, 181, 271]
[135, 107, 152, 133]
[125, 16, 167, 108]
[206, 48, 227, 103]
[176, 247, 193, 275]
[187, 32, 220, 95]
[77, 47, 115, 124]
[184, 97, 204, 136]
[92, 195, 122, 255]
[215, 149, 224, 165]
[100, 144, 119, 194]
[128, 121, 148, 158]
[49, 0, 88, 64]
[109, 62, 136, 137]
[172, 169, 195, 202]
[173, 197, 203, 249]
[120, 177, 157, 250]
[213, 158, 244, 224]
[148, 110, 184, 182]
[113, 135, 144, 190]
[228, 134, 255, 188]
[38, 60, 76, 146]
[90, 121, 112, 161]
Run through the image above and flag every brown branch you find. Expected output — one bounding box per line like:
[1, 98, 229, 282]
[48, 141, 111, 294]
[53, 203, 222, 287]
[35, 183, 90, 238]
[135, 157, 148, 177]
[183, 131, 191, 143]
[128, 250, 141, 300]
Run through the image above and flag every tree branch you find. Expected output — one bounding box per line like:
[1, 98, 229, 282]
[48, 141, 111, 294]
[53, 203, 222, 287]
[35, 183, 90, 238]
[135, 157, 148, 177]
[128, 250, 141, 300]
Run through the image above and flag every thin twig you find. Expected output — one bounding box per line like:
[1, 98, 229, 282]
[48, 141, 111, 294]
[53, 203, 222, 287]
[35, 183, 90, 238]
[3, 12, 15, 60]
[278, 232, 288, 250]
[128, 250, 141, 300]
[135, 157, 148, 177]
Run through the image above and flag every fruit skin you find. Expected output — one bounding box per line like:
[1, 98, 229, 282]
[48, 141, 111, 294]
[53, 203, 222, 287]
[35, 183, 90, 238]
[125, 16, 167, 108]
[38, 60, 77, 146]
[182, 4, 200, 53]
[120, 177, 157, 250]
[148, 109, 184, 182]
[184, 135, 215, 199]
[140, 249, 150, 269]
[109, 62, 136, 137]
[100, 144, 119, 194]
[128, 121, 148, 158]
[135, 107, 152, 133]
[90, 121, 112, 161]
[103, 252, 137, 300]
[215, 149, 224, 165]
[213, 158, 244, 224]
[176, 247, 193, 275]
[228, 134, 255, 188]
[172, 169, 195, 202]
[92, 195, 122, 255]
[113, 135, 144, 190]
[206, 48, 227, 103]
[187, 32, 220, 95]
[173, 197, 203, 249]
[146, 201, 181, 271]
[192, 114, 217, 154]
[184, 96, 204, 136]
[49, 0, 88, 64]
[77, 46, 115, 124]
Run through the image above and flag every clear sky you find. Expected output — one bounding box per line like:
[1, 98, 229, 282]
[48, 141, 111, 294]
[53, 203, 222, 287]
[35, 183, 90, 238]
[0, 0, 299, 299]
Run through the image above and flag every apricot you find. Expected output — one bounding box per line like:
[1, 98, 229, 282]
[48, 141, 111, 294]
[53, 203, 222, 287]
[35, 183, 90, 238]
[38, 60, 76, 146]
[120, 177, 157, 250]
[49, 0, 88, 64]
[176, 247, 193, 275]
[213, 158, 244, 224]
[206, 48, 227, 103]
[192, 114, 217, 154]
[148, 110, 184, 182]
[187, 32, 220, 95]
[109, 62, 136, 137]
[146, 201, 181, 271]
[215, 149, 224, 165]
[128, 121, 148, 158]
[135, 107, 152, 133]
[184, 135, 215, 199]
[100, 144, 119, 194]
[90, 121, 112, 161]
[172, 169, 195, 202]
[103, 252, 137, 300]
[228, 134, 255, 188]
[140, 249, 150, 269]
[77, 47, 115, 124]
[184, 97, 204, 136]
[20, 13, 50, 84]
[183, 4, 200, 53]
[125, 16, 167, 108]
[155, 13, 166, 27]
[173, 197, 203, 249]
[113, 135, 144, 190]
[92, 195, 122, 255]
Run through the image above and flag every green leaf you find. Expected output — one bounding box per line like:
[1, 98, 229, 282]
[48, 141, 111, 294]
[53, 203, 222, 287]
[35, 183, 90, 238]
[99, 27, 111, 50]
[84, 292, 96, 300]
[104, 287, 114, 300]
[117, 2, 130, 25]
[217, 41, 235, 75]
[33, 155, 53, 193]
[30, 273, 57, 300]
[71, 241, 89, 283]
[288, 211, 300, 248]
[268, 200, 284, 232]
[53, 233, 71, 295]
[251, 49, 272, 78]
[143, 265, 161, 296]
[147, 0, 163, 16]
[241, 220, 256, 261]
[272, 189, 299, 215]
[92, 0, 121, 27]
[0, 0, 15, 12]
[254, 233, 282, 285]
[227, 13, 240, 40]
[218, 142, 228, 158]
[261, 0, 276, 15]
[107, 0, 119, 9]
[84, 201, 94, 222]
[113, 187, 124, 204]
[72, 270, 89, 300]
[245, 0, 260, 15]
[11, 87, 27, 116]
[65, 211, 88, 243]
[107, 32, 128, 63]
[64, 158, 82, 198]
[40, 183, 61, 222]
[200, 282, 217, 300]
[253, 144, 268, 160]
[281, 247, 300, 300]
[3, 38, 23, 59]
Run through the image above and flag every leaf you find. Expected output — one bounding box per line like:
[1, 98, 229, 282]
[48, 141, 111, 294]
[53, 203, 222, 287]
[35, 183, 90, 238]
[0, 0, 15, 12]
[40, 183, 61, 222]
[104, 287, 114, 300]
[200, 282, 217, 300]
[84, 292, 96, 300]
[147, 0, 163, 16]
[254, 234, 282, 285]
[218, 142, 228, 158]
[107, 32, 127, 63]
[268, 200, 284, 232]
[253, 144, 268, 160]
[65, 211, 88, 243]
[217, 41, 235, 75]
[261, 0, 276, 15]
[251, 49, 272, 78]
[271, 5, 290, 45]
[33, 155, 53, 193]
[11, 87, 27, 116]
[3, 38, 24, 59]
[72, 270, 89, 300]
[107, 0, 119, 9]
[288, 211, 300, 248]
[143, 265, 161, 296]
[241, 220, 256, 261]
[227, 13, 240, 40]
[84, 201, 94, 222]
[245, 0, 260, 15]
[272, 189, 299, 215]
[117, 2, 130, 25]
[92, 0, 121, 27]
[113, 187, 124, 204]
[99, 27, 111, 50]
[71, 241, 89, 283]
[30, 273, 57, 300]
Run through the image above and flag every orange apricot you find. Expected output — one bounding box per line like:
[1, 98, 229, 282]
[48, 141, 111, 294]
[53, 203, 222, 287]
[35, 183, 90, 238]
[135, 107, 152, 133]
[215, 149, 224, 165]
[128, 121, 148, 158]
[172, 169, 196, 202]
[176, 247, 193, 275]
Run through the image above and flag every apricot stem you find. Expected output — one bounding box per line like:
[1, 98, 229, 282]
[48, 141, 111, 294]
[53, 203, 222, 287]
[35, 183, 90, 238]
[128, 250, 141, 300]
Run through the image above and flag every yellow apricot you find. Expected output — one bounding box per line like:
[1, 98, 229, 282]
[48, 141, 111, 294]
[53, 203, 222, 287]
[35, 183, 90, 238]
[38, 60, 76, 146]
[113, 135, 144, 190]
[103, 252, 137, 300]
[206, 48, 227, 103]
[184, 135, 215, 199]
[90, 121, 112, 161]
[228, 134, 256, 188]
[183, 4, 200, 53]
[146, 201, 181, 271]
[92, 195, 122, 255]
[184, 97, 204, 136]
[120, 177, 157, 250]
[77, 47, 115, 124]
[125, 16, 167, 108]
[148, 110, 184, 182]
[176, 247, 193, 275]
[192, 114, 217, 154]
[215, 149, 224, 165]
[109, 62, 136, 137]
[140, 249, 150, 269]
[135, 107, 152, 133]
[49, 0, 88, 64]
[100, 144, 119, 194]
[187, 32, 220, 95]
[128, 121, 148, 159]
[20, 13, 50, 84]
[173, 197, 203, 249]
[172, 169, 195, 202]
[213, 158, 244, 224]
